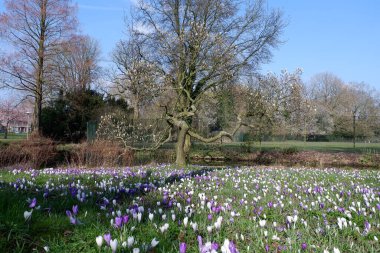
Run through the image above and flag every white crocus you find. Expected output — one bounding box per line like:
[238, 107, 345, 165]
[333, 248, 340, 253]
[96, 236, 103, 247]
[110, 239, 118, 253]
[151, 238, 159, 247]
[24, 210, 33, 221]
[127, 236, 135, 247]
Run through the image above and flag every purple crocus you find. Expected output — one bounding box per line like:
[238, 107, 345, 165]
[104, 233, 111, 246]
[207, 214, 213, 221]
[229, 241, 238, 253]
[301, 243, 307, 250]
[115, 217, 123, 228]
[265, 244, 270, 252]
[179, 242, 187, 253]
[66, 210, 72, 217]
[267, 202, 273, 208]
[70, 216, 77, 225]
[197, 236, 203, 250]
[122, 215, 129, 224]
[72, 205, 78, 215]
[29, 198, 37, 208]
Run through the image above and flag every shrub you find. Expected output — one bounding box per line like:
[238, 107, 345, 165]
[0, 136, 57, 169]
[69, 140, 134, 167]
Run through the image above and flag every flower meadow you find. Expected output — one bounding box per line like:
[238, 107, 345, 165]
[0, 165, 379, 252]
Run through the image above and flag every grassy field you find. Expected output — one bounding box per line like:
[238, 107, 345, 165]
[193, 141, 380, 154]
[0, 133, 27, 143]
[0, 165, 379, 252]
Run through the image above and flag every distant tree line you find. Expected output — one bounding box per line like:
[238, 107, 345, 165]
[1, 0, 379, 164]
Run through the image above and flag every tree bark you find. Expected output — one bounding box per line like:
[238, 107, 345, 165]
[175, 126, 189, 166]
[4, 123, 8, 139]
[32, 0, 47, 136]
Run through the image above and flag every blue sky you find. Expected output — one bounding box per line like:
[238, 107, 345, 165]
[1, 0, 380, 90]
[77, 0, 380, 89]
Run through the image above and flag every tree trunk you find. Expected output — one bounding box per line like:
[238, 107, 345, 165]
[32, 0, 47, 136]
[133, 99, 139, 120]
[353, 113, 356, 148]
[4, 124, 8, 139]
[175, 126, 189, 166]
[32, 92, 42, 136]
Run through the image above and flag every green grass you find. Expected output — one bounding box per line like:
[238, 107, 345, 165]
[0, 133, 27, 143]
[194, 140, 380, 154]
[0, 166, 379, 252]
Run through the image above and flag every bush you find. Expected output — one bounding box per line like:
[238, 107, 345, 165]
[68, 140, 134, 167]
[281, 146, 299, 155]
[0, 136, 57, 169]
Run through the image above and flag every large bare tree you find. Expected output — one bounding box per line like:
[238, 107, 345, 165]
[48, 35, 101, 94]
[0, 0, 77, 135]
[121, 0, 285, 165]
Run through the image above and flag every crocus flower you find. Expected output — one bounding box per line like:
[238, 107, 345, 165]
[301, 243, 307, 250]
[24, 210, 32, 221]
[123, 215, 129, 224]
[29, 198, 37, 208]
[72, 205, 78, 215]
[127, 236, 134, 247]
[115, 217, 123, 228]
[228, 241, 238, 253]
[180, 242, 187, 253]
[151, 238, 159, 247]
[333, 248, 340, 253]
[69, 216, 77, 225]
[96, 236, 103, 247]
[110, 239, 118, 253]
[104, 233, 111, 246]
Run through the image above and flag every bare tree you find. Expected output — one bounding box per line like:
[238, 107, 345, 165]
[241, 69, 303, 142]
[344, 83, 376, 147]
[47, 35, 101, 94]
[0, 98, 25, 139]
[119, 0, 285, 165]
[0, 0, 77, 135]
[309, 72, 346, 134]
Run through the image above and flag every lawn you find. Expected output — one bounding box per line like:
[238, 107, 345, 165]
[194, 141, 380, 154]
[0, 133, 27, 143]
[0, 165, 379, 252]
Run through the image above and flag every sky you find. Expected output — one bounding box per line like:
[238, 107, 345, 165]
[1, 0, 380, 95]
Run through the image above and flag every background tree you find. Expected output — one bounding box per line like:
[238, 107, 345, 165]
[48, 35, 101, 94]
[0, 0, 77, 135]
[112, 34, 160, 120]
[0, 98, 25, 139]
[122, 0, 285, 165]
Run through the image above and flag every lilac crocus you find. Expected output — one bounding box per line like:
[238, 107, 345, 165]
[29, 198, 37, 208]
[208, 214, 213, 221]
[179, 242, 187, 253]
[72, 205, 78, 215]
[229, 241, 238, 253]
[122, 215, 129, 224]
[104, 233, 111, 246]
[115, 217, 123, 228]
[197, 236, 203, 250]
[301, 243, 307, 250]
[70, 216, 77, 225]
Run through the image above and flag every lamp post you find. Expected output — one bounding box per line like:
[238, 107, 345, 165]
[26, 111, 31, 140]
